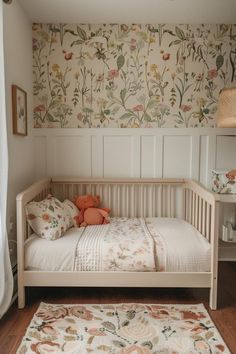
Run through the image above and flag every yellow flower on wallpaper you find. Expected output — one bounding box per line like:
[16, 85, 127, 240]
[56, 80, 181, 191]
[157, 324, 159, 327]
[52, 63, 60, 72]
[150, 64, 158, 71]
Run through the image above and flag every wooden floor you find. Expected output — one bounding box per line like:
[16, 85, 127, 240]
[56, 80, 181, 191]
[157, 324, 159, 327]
[0, 261, 236, 354]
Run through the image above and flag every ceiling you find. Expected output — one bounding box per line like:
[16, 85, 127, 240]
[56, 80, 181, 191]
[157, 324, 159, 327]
[18, 0, 236, 24]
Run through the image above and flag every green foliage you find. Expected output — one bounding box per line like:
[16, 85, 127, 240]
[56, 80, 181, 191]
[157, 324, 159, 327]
[32, 23, 235, 128]
[117, 55, 125, 70]
[216, 55, 224, 70]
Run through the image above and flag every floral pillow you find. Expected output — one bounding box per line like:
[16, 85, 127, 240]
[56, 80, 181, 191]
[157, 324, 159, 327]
[63, 199, 79, 227]
[25, 195, 71, 240]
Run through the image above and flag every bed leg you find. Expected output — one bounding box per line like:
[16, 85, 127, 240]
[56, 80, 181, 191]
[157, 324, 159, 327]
[209, 201, 219, 311]
[18, 284, 25, 309]
[209, 276, 218, 310]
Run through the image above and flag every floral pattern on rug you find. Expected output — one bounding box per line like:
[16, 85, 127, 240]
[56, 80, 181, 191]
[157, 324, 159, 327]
[17, 303, 230, 353]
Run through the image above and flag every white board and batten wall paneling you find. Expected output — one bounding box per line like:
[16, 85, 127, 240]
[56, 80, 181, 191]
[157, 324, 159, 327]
[34, 127, 236, 261]
[34, 128, 236, 188]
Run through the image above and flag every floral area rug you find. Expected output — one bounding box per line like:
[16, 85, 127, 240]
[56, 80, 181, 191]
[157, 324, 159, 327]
[17, 302, 230, 354]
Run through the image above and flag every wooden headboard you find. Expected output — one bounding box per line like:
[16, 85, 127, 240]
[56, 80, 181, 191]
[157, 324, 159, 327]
[51, 178, 185, 219]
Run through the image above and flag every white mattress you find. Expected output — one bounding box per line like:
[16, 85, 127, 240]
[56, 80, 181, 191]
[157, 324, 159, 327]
[25, 227, 84, 271]
[146, 218, 211, 272]
[25, 217, 211, 272]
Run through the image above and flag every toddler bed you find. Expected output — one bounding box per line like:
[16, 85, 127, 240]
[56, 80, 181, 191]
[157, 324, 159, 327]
[17, 178, 220, 309]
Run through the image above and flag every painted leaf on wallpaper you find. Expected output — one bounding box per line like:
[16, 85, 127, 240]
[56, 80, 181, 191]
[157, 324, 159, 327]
[32, 23, 236, 128]
[117, 55, 125, 70]
[216, 55, 224, 71]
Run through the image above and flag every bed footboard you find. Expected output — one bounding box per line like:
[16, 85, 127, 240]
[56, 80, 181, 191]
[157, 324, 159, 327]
[183, 180, 220, 309]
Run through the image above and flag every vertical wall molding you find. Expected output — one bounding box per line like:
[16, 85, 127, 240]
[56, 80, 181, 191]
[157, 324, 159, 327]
[155, 135, 164, 178]
[46, 135, 56, 176]
[207, 135, 217, 187]
[33, 128, 236, 187]
[191, 135, 200, 181]
[91, 135, 103, 178]
[132, 135, 141, 177]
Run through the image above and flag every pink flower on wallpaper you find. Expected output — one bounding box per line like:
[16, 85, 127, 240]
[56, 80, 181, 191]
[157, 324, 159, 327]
[63, 51, 74, 60]
[108, 69, 119, 80]
[208, 69, 218, 79]
[133, 104, 144, 112]
[196, 73, 203, 81]
[130, 38, 137, 51]
[33, 38, 39, 51]
[97, 73, 104, 82]
[34, 104, 46, 113]
[77, 113, 83, 121]
[180, 104, 192, 112]
[162, 53, 170, 60]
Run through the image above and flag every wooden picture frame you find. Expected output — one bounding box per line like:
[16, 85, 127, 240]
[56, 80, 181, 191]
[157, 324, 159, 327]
[12, 85, 27, 136]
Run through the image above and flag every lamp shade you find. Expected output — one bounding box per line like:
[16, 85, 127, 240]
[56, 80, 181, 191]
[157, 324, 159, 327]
[217, 87, 236, 127]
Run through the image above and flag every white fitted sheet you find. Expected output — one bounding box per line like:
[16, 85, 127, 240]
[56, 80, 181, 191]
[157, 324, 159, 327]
[25, 227, 83, 271]
[146, 218, 211, 272]
[25, 217, 211, 272]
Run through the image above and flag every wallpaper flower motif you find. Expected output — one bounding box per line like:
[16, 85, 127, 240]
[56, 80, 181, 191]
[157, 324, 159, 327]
[33, 23, 236, 128]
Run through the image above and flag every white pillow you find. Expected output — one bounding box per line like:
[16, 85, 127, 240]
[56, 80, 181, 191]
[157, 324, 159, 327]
[26, 195, 71, 240]
[63, 199, 79, 227]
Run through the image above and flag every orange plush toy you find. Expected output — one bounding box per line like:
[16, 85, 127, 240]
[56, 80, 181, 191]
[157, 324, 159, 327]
[73, 194, 110, 227]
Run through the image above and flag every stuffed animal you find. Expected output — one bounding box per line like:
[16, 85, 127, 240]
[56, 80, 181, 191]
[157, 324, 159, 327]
[73, 194, 110, 227]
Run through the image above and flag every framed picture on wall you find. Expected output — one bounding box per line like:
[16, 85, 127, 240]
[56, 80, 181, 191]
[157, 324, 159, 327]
[12, 84, 27, 136]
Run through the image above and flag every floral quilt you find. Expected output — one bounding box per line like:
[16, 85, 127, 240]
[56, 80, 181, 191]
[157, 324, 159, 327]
[74, 217, 156, 272]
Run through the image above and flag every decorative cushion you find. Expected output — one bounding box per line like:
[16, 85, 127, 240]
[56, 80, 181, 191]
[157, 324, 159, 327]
[63, 199, 80, 227]
[25, 195, 71, 240]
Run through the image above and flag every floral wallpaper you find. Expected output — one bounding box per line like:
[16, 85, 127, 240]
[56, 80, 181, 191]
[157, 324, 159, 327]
[33, 24, 236, 128]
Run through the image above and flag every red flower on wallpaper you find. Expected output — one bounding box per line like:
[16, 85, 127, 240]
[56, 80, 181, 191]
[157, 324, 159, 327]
[180, 104, 192, 112]
[208, 69, 218, 79]
[130, 38, 137, 51]
[108, 69, 119, 80]
[162, 53, 170, 60]
[63, 51, 74, 60]
[34, 104, 46, 113]
[133, 104, 144, 112]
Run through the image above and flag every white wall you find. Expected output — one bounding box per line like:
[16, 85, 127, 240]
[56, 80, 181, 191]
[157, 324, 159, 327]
[3, 1, 35, 266]
[34, 128, 236, 186]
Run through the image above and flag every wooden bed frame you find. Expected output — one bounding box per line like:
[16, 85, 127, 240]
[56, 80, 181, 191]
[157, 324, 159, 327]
[16, 178, 220, 309]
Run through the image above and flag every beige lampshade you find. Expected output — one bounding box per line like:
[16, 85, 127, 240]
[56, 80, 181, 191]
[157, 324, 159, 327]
[217, 87, 236, 127]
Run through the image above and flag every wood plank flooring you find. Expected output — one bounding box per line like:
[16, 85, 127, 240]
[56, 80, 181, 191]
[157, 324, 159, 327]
[0, 261, 236, 354]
